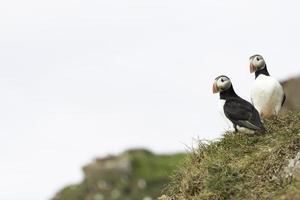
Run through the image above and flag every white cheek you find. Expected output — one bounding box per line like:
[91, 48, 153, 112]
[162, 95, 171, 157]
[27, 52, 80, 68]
[253, 60, 259, 66]
[217, 81, 223, 88]
[259, 60, 265, 66]
[252, 60, 265, 69]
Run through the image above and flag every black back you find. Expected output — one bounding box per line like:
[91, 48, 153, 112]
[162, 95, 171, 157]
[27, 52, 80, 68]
[223, 97, 265, 133]
[219, 85, 266, 133]
[282, 94, 286, 106]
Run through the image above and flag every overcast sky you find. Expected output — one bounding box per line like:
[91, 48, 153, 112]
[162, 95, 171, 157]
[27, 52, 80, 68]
[0, 0, 299, 200]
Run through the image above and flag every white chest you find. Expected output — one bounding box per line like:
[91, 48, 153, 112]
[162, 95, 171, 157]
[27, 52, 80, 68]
[250, 75, 284, 117]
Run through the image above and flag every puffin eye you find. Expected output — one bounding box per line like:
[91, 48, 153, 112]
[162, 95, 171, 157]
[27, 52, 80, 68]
[221, 79, 224, 82]
[256, 57, 260, 61]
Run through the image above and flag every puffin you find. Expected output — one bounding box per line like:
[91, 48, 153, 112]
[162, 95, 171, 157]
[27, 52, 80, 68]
[213, 75, 266, 133]
[249, 54, 286, 118]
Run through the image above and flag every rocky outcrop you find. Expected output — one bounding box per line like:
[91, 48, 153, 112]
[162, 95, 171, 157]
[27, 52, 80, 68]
[83, 155, 132, 178]
[52, 149, 185, 200]
[281, 75, 300, 113]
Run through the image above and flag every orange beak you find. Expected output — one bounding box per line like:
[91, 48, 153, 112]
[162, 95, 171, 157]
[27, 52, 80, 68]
[212, 82, 218, 93]
[250, 63, 256, 73]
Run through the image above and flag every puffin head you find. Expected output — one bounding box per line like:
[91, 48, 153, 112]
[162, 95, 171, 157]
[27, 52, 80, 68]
[249, 54, 266, 73]
[212, 75, 232, 93]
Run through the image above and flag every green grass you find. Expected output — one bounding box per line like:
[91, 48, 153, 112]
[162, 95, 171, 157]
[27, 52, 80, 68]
[164, 112, 300, 200]
[52, 149, 185, 200]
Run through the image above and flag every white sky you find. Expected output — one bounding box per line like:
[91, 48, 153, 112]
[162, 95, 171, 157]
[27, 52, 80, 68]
[0, 0, 299, 199]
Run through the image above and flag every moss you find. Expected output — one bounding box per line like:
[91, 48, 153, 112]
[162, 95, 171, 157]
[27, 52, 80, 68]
[165, 112, 300, 200]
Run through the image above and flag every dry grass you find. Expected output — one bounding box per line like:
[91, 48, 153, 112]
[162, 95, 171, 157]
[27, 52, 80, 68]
[164, 112, 300, 200]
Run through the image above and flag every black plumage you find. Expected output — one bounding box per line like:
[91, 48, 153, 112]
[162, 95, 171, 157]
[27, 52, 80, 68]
[282, 94, 286, 106]
[255, 65, 270, 79]
[214, 76, 266, 133]
[224, 97, 266, 133]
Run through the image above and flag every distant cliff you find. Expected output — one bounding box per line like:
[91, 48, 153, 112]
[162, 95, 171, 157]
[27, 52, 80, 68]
[52, 149, 185, 200]
[281, 75, 300, 113]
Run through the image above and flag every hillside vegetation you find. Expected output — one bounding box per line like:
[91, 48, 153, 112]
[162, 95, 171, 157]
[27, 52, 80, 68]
[52, 149, 185, 200]
[162, 112, 300, 200]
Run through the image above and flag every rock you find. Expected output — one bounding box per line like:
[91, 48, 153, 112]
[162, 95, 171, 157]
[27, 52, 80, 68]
[281, 75, 300, 114]
[282, 152, 300, 181]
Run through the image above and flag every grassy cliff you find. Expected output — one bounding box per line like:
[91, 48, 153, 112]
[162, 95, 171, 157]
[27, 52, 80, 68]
[161, 112, 300, 200]
[52, 149, 185, 200]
